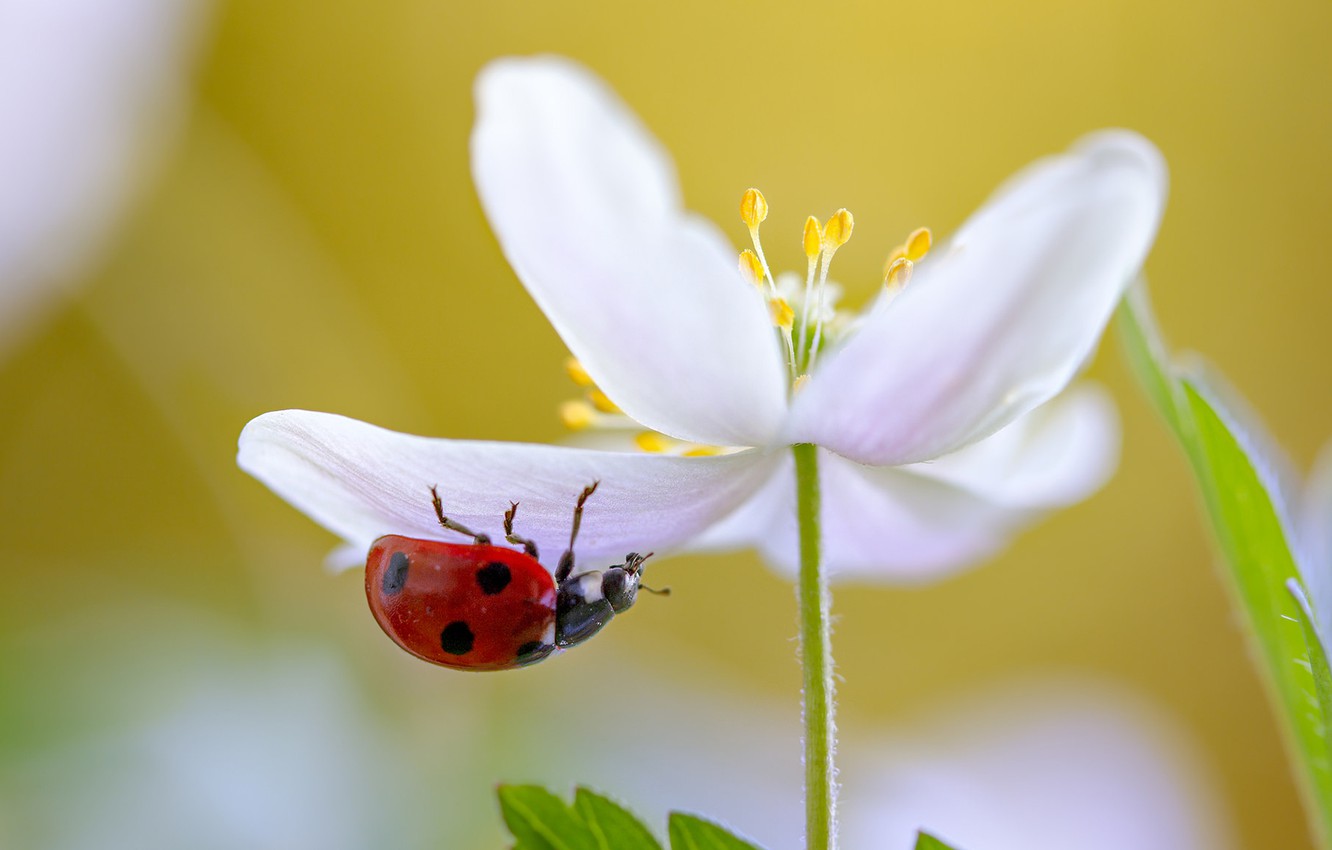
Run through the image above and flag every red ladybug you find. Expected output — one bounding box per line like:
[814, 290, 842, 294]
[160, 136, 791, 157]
[364, 482, 663, 671]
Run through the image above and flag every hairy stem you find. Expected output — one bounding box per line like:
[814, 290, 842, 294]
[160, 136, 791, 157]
[793, 442, 835, 850]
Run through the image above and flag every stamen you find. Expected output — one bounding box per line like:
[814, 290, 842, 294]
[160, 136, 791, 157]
[740, 188, 777, 287]
[883, 245, 907, 275]
[559, 401, 596, 431]
[793, 373, 811, 393]
[769, 297, 795, 330]
[739, 249, 764, 287]
[739, 188, 796, 376]
[589, 389, 621, 414]
[809, 208, 853, 370]
[822, 208, 854, 251]
[635, 431, 675, 453]
[884, 256, 913, 290]
[740, 188, 769, 229]
[799, 215, 823, 368]
[682, 445, 726, 457]
[905, 226, 932, 261]
[564, 357, 594, 387]
[802, 216, 823, 260]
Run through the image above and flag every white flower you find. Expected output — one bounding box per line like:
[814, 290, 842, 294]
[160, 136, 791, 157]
[238, 55, 1166, 580]
[0, 0, 207, 359]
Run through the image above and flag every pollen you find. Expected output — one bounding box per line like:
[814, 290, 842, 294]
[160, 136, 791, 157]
[739, 249, 764, 287]
[885, 256, 913, 289]
[905, 226, 932, 261]
[884, 225, 932, 276]
[740, 188, 769, 229]
[564, 357, 593, 387]
[634, 431, 675, 453]
[803, 216, 823, 259]
[682, 445, 727, 457]
[769, 297, 795, 330]
[589, 389, 621, 414]
[822, 208, 854, 251]
[559, 400, 596, 431]
[588, 389, 618, 415]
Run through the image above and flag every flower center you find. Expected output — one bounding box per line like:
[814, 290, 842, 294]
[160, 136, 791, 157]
[554, 190, 932, 455]
[739, 188, 932, 387]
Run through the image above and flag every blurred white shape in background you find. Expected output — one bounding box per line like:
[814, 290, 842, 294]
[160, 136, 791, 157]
[5, 610, 1232, 850]
[0, 0, 208, 358]
[536, 663, 1233, 850]
[15, 643, 433, 850]
[841, 677, 1235, 850]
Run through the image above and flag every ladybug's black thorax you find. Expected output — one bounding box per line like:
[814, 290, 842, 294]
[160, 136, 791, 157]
[554, 568, 639, 648]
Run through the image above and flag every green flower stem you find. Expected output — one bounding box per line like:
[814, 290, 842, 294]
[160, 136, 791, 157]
[793, 442, 836, 850]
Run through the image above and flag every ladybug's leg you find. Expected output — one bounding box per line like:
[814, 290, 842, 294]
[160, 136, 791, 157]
[430, 486, 491, 545]
[555, 481, 599, 582]
[503, 502, 539, 558]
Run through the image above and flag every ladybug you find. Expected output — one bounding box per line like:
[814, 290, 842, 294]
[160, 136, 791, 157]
[364, 481, 665, 671]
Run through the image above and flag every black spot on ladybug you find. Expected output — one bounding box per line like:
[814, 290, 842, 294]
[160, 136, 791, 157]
[516, 640, 554, 664]
[475, 561, 512, 595]
[440, 621, 474, 655]
[382, 552, 410, 596]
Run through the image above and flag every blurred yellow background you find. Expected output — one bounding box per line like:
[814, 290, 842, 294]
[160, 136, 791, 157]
[3, 0, 1331, 847]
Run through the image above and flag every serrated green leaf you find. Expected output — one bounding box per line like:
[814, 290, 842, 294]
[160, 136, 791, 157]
[573, 787, 662, 850]
[1117, 286, 1332, 845]
[497, 785, 599, 850]
[915, 832, 962, 850]
[667, 812, 765, 850]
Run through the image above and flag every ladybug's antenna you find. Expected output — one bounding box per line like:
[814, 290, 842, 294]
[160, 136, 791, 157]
[630, 552, 667, 595]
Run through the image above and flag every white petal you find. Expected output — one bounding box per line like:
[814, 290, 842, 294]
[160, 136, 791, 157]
[787, 131, 1166, 465]
[692, 450, 1034, 582]
[904, 383, 1119, 510]
[0, 0, 205, 358]
[471, 56, 788, 447]
[237, 409, 779, 571]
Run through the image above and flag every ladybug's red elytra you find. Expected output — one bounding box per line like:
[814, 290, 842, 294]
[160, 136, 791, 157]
[364, 482, 664, 671]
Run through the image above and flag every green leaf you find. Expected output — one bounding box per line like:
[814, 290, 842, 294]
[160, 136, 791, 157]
[667, 812, 765, 850]
[1117, 285, 1332, 845]
[1290, 580, 1332, 772]
[496, 785, 599, 850]
[573, 787, 663, 850]
[915, 832, 962, 850]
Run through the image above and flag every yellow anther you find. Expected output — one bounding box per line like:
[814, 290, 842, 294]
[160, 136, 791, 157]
[769, 297, 794, 330]
[739, 249, 764, 287]
[682, 445, 726, 458]
[885, 256, 914, 289]
[559, 400, 595, 430]
[564, 357, 593, 387]
[883, 244, 907, 276]
[635, 431, 675, 453]
[740, 188, 768, 229]
[803, 216, 823, 259]
[905, 227, 932, 261]
[793, 373, 811, 393]
[822, 208, 854, 250]
[589, 389, 621, 414]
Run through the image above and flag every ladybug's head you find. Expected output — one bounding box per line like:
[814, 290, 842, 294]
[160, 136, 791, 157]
[602, 552, 667, 613]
